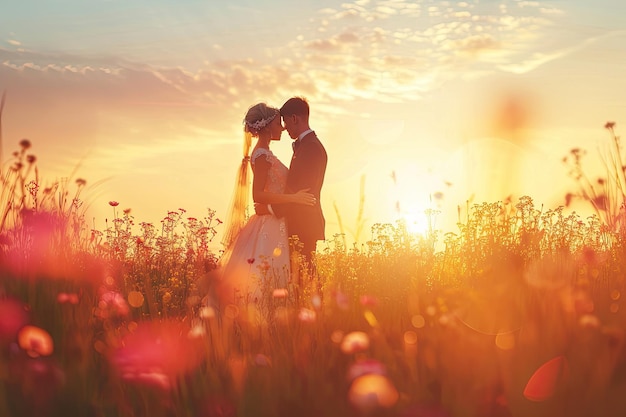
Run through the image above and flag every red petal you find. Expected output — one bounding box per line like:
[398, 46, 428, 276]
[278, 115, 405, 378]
[523, 355, 568, 401]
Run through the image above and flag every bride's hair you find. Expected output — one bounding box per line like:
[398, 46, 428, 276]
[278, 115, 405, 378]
[221, 103, 279, 248]
[243, 103, 279, 136]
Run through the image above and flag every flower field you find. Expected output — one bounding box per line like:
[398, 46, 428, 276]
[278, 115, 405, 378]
[1, 131, 626, 417]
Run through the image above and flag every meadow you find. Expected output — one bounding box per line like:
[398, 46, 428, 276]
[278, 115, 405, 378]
[1, 123, 625, 417]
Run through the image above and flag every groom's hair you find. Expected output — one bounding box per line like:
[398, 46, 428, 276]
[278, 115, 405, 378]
[280, 97, 309, 118]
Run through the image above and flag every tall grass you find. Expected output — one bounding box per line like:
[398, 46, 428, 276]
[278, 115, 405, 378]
[1, 124, 625, 417]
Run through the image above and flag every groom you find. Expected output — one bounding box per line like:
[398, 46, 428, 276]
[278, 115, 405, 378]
[257, 97, 327, 265]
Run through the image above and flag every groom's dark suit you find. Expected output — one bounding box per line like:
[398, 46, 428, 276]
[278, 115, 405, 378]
[273, 131, 327, 257]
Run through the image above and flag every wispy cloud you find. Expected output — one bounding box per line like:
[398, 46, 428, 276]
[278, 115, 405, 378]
[0, 0, 613, 120]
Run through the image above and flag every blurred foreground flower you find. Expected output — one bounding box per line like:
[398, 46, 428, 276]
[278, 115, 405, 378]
[347, 358, 387, 381]
[341, 331, 370, 354]
[348, 373, 399, 415]
[110, 320, 203, 391]
[17, 325, 54, 357]
[96, 289, 130, 319]
[0, 297, 29, 342]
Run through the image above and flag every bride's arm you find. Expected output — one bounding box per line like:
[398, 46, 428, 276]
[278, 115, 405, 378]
[252, 157, 315, 206]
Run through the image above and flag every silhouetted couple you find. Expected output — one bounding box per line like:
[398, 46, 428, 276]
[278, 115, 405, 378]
[213, 97, 327, 306]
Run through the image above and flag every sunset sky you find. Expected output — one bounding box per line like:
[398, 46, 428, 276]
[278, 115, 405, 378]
[2, 0, 625, 246]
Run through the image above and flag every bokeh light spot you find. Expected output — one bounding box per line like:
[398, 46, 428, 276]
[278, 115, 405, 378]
[403, 330, 418, 345]
[411, 314, 426, 328]
[128, 291, 145, 308]
[495, 331, 516, 350]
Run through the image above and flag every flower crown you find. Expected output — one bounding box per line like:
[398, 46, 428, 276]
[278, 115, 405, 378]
[244, 110, 279, 132]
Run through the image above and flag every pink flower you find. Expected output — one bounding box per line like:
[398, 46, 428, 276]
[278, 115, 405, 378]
[18, 325, 54, 357]
[348, 374, 399, 413]
[347, 358, 387, 381]
[111, 321, 203, 390]
[57, 292, 79, 304]
[0, 298, 29, 342]
[340, 331, 370, 354]
[360, 295, 379, 307]
[96, 290, 130, 319]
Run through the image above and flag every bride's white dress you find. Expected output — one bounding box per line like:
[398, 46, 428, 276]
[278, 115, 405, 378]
[216, 148, 291, 305]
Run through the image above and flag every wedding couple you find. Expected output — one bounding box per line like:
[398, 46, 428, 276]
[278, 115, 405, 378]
[214, 97, 327, 306]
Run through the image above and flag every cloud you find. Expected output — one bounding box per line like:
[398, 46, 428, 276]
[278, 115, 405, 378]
[0, 0, 603, 128]
[498, 30, 626, 74]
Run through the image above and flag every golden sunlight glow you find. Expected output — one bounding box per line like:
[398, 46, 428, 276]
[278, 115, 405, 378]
[401, 209, 432, 236]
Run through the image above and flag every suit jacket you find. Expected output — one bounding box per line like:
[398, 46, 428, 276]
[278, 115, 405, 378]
[273, 131, 327, 244]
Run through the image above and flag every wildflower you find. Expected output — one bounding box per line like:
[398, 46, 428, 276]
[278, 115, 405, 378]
[360, 295, 379, 307]
[19, 138, 31, 149]
[347, 358, 387, 381]
[162, 292, 172, 304]
[272, 288, 288, 298]
[247, 258, 255, 264]
[17, 325, 54, 357]
[26, 154, 36, 164]
[298, 308, 316, 323]
[75, 178, 86, 186]
[57, 292, 79, 304]
[0, 298, 29, 342]
[108, 201, 119, 207]
[96, 290, 130, 319]
[348, 374, 399, 414]
[605, 121, 616, 130]
[259, 260, 270, 273]
[111, 321, 203, 390]
[340, 331, 370, 354]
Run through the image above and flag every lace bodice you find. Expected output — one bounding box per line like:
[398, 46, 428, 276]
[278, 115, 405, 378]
[251, 148, 288, 195]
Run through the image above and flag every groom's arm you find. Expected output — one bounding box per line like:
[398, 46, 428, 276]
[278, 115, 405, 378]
[269, 142, 324, 217]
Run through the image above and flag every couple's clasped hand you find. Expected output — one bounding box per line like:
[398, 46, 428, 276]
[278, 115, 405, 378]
[254, 188, 316, 216]
[292, 188, 316, 206]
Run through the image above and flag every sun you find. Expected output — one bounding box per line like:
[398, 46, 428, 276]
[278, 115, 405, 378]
[400, 207, 433, 237]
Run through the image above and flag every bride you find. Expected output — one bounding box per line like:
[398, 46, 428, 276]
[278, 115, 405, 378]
[213, 102, 315, 307]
